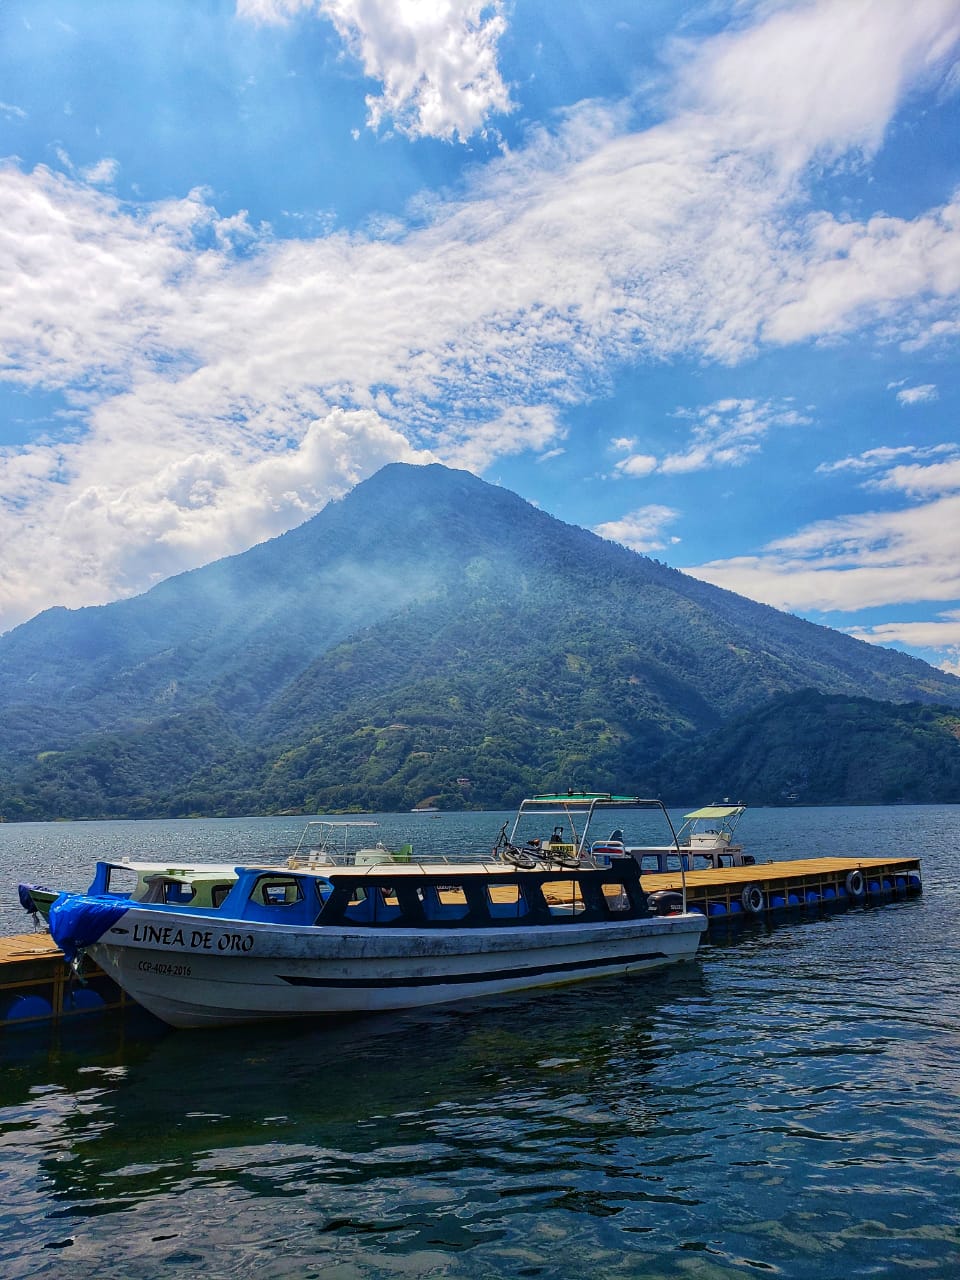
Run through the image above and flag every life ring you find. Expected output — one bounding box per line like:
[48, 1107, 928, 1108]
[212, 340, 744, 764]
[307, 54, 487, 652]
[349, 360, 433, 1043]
[845, 870, 865, 898]
[741, 884, 764, 915]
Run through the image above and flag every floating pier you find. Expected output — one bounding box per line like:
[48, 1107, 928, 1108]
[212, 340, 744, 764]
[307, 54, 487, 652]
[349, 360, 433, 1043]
[1, 853, 923, 1028]
[644, 853, 923, 921]
[0, 932, 130, 1028]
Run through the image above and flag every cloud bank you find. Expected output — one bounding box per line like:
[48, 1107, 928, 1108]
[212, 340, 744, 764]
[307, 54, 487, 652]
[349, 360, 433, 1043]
[0, 0, 959, 637]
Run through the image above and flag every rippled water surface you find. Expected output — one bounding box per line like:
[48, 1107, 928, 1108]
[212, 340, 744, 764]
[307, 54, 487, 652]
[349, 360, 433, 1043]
[1, 806, 959, 1278]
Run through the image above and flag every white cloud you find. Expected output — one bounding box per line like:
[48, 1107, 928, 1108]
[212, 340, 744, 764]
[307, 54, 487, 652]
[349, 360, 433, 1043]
[817, 445, 934, 474]
[436, 405, 563, 472]
[872, 455, 960, 496]
[0, 407, 424, 624]
[847, 614, 960, 675]
[896, 382, 938, 404]
[82, 157, 119, 187]
[612, 398, 810, 478]
[237, 0, 514, 141]
[616, 453, 658, 478]
[941, 57, 960, 102]
[661, 398, 811, 474]
[848, 614, 960, 648]
[816, 443, 960, 497]
[594, 504, 681, 553]
[673, 0, 960, 174]
[761, 201, 960, 346]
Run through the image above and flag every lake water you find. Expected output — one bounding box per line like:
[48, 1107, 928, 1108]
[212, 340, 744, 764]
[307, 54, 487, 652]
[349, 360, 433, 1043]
[1, 806, 959, 1279]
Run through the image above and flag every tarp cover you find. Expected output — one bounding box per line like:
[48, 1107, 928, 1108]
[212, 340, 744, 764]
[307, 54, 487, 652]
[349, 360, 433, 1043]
[49, 895, 129, 964]
[18, 882, 53, 914]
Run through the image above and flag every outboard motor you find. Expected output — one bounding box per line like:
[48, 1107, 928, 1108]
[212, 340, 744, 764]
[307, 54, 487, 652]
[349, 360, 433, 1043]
[647, 889, 685, 916]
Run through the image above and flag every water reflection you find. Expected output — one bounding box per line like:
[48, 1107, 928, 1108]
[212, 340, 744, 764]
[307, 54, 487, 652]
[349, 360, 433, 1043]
[3, 950, 958, 1279]
[1, 975, 735, 1274]
[30, 968, 705, 1199]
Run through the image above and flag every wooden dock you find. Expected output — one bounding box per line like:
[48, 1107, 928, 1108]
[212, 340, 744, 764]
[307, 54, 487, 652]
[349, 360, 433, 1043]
[1, 853, 923, 1028]
[643, 853, 922, 920]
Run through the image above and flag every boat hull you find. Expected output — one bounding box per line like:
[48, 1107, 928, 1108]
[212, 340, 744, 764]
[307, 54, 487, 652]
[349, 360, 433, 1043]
[89, 910, 707, 1028]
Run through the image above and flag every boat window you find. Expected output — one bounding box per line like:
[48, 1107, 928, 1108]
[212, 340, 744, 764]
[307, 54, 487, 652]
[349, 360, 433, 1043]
[255, 876, 305, 907]
[484, 881, 529, 920]
[601, 882, 631, 914]
[637, 854, 663, 873]
[664, 854, 684, 872]
[370, 885, 403, 923]
[344, 885, 370, 922]
[691, 854, 714, 870]
[165, 881, 196, 905]
[139, 876, 195, 905]
[107, 866, 142, 898]
[418, 883, 470, 922]
[543, 878, 586, 917]
[344, 883, 405, 923]
[210, 884, 233, 908]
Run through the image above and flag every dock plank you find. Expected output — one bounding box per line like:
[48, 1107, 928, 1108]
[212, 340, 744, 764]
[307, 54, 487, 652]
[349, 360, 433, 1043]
[0, 931, 59, 963]
[642, 854, 920, 894]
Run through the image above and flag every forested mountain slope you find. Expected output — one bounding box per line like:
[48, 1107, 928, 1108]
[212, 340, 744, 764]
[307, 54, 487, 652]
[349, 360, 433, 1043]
[650, 690, 960, 806]
[1, 463, 958, 818]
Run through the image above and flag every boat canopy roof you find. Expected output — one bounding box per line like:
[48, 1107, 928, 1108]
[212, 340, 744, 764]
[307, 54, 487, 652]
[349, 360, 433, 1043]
[307, 819, 379, 827]
[683, 805, 745, 821]
[521, 792, 664, 811]
[103, 860, 238, 874]
[238, 860, 637, 881]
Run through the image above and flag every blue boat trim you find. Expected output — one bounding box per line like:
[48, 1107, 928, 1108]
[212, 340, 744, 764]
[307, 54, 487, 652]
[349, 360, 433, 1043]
[279, 948, 670, 989]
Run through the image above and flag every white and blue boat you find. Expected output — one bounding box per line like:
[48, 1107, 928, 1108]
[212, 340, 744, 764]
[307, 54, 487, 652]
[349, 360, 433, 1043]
[43, 796, 707, 1029]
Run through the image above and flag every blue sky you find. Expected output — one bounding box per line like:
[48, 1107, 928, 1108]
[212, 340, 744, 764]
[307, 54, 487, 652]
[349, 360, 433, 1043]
[1, 0, 959, 675]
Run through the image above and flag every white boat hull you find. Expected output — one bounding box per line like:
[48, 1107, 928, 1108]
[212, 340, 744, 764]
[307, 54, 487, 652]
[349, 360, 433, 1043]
[90, 910, 706, 1028]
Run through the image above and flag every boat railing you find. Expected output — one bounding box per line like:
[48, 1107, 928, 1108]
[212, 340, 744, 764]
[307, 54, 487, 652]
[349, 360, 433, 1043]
[287, 847, 497, 870]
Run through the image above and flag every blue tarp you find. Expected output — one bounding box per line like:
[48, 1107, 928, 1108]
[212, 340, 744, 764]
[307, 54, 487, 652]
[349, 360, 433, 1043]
[48, 895, 129, 964]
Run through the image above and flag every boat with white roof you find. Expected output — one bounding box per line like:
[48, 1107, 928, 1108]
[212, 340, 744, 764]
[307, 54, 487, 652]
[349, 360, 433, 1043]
[43, 795, 707, 1029]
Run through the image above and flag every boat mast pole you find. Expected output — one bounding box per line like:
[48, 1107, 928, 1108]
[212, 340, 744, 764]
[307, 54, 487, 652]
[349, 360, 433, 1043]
[657, 800, 686, 912]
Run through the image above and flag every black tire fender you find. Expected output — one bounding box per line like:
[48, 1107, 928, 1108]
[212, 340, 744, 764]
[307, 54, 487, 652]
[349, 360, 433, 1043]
[741, 884, 764, 914]
[845, 869, 865, 898]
